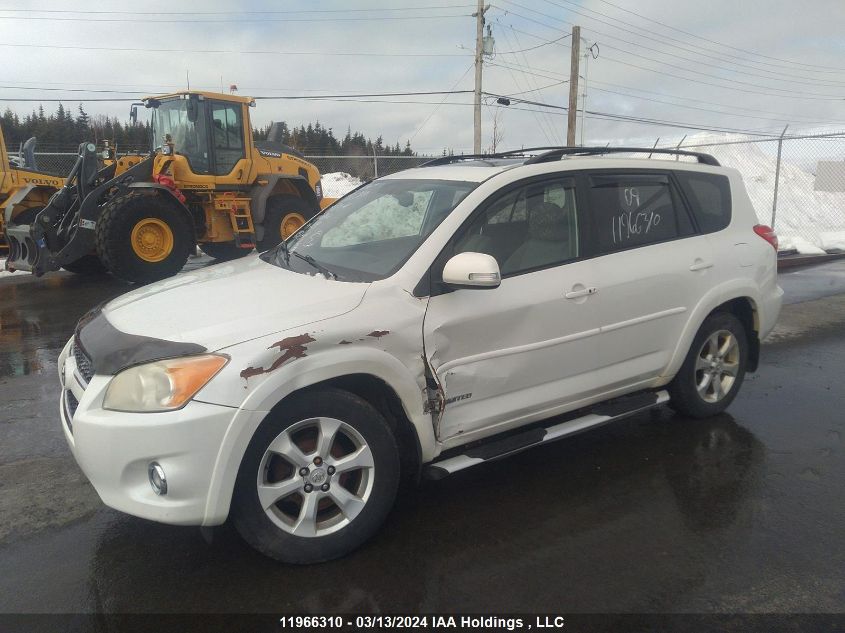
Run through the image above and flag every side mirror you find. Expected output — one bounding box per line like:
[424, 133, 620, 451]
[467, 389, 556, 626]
[129, 102, 144, 125]
[442, 252, 501, 289]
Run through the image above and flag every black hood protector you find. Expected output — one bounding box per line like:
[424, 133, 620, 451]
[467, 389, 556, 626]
[74, 304, 207, 376]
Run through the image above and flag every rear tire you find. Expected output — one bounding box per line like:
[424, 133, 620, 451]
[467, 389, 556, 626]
[200, 241, 253, 261]
[257, 195, 319, 252]
[95, 192, 194, 284]
[232, 388, 400, 564]
[668, 312, 748, 419]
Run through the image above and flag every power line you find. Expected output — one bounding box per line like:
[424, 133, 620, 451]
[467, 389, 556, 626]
[495, 33, 570, 54]
[410, 64, 475, 141]
[598, 43, 845, 97]
[599, 55, 845, 101]
[497, 0, 845, 88]
[586, 0, 845, 72]
[495, 26, 560, 144]
[0, 13, 471, 24]
[0, 4, 474, 15]
[538, 0, 845, 75]
[0, 42, 472, 58]
[586, 79, 840, 126]
[589, 86, 840, 126]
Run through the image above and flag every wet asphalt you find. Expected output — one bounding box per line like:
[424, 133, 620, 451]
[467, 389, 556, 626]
[0, 258, 844, 617]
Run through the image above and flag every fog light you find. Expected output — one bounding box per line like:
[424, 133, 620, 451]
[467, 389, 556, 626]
[148, 462, 168, 496]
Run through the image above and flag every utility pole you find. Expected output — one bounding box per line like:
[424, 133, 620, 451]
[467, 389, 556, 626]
[473, 0, 489, 154]
[567, 25, 581, 146]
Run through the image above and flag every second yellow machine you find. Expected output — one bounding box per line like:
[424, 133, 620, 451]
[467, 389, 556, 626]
[5, 91, 329, 283]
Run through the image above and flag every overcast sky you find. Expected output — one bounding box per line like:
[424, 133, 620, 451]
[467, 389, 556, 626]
[1, 0, 844, 153]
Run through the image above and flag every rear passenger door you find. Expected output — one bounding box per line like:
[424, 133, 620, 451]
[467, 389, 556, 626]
[583, 170, 713, 389]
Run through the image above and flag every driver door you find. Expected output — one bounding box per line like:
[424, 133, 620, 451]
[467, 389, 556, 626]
[423, 176, 602, 442]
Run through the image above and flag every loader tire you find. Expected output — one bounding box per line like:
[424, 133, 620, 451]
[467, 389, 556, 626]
[95, 192, 194, 284]
[257, 195, 319, 252]
[62, 254, 106, 275]
[200, 241, 253, 261]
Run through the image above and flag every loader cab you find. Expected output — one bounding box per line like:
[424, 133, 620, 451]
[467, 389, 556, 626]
[147, 92, 250, 177]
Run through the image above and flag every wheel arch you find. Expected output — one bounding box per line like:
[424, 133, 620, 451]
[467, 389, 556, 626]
[201, 350, 435, 526]
[126, 183, 196, 223]
[662, 283, 762, 381]
[249, 174, 320, 226]
[712, 296, 759, 372]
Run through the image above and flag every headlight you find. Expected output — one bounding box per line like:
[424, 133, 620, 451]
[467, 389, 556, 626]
[103, 354, 228, 413]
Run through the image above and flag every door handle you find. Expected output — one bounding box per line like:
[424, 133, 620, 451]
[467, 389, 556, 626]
[689, 260, 714, 272]
[565, 286, 598, 299]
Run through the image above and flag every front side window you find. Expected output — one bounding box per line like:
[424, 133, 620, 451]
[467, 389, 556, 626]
[453, 178, 579, 276]
[262, 179, 477, 282]
[587, 173, 693, 254]
[210, 101, 245, 175]
[152, 99, 210, 174]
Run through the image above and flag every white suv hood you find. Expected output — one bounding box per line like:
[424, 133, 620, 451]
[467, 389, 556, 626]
[102, 256, 369, 352]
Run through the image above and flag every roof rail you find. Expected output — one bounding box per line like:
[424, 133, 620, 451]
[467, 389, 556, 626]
[523, 146, 720, 166]
[419, 147, 558, 167]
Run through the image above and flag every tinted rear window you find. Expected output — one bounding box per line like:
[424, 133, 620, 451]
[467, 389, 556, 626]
[676, 172, 732, 233]
[587, 173, 692, 254]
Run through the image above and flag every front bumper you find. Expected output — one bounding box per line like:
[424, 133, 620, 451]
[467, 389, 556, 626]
[59, 338, 238, 526]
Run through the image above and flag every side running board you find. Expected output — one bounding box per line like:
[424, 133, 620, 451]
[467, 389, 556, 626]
[424, 390, 670, 480]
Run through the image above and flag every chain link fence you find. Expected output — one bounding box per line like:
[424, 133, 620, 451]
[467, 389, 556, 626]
[655, 132, 845, 254]
[10, 134, 845, 253]
[3, 146, 432, 200]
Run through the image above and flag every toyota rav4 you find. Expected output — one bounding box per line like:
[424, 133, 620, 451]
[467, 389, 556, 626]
[58, 147, 783, 563]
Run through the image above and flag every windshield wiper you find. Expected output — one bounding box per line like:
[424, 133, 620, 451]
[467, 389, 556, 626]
[292, 251, 338, 280]
[274, 239, 291, 266]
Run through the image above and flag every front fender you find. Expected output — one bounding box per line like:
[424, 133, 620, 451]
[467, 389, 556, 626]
[199, 345, 435, 526]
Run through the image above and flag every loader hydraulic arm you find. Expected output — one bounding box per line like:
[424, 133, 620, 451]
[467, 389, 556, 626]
[5, 143, 153, 275]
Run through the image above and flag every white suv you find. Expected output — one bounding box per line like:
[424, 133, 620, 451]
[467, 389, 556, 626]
[58, 147, 782, 563]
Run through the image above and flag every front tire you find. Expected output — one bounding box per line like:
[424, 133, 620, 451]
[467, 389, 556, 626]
[668, 312, 748, 418]
[62, 254, 107, 275]
[199, 241, 253, 261]
[232, 388, 400, 564]
[95, 192, 194, 283]
[257, 195, 319, 251]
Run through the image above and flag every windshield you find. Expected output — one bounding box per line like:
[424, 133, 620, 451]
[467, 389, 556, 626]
[151, 99, 210, 173]
[261, 178, 478, 282]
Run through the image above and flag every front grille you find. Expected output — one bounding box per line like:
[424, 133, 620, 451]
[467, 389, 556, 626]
[73, 341, 94, 384]
[64, 390, 78, 434]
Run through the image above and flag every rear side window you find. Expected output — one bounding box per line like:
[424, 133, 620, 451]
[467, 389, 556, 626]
[587, 173, 693, 254]
[675, 172, 732, 233]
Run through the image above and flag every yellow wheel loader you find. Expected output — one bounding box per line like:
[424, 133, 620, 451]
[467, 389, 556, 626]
[0, 125, 65, 257]
[5, 91, 330, 283]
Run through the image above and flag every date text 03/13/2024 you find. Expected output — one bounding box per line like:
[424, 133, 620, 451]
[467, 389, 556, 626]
[278, 615, 567, 630]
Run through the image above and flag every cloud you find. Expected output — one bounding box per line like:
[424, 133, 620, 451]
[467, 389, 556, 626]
[0, 0, 842, 154]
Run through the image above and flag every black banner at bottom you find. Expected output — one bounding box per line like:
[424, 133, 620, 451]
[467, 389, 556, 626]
[0, 613, 843, 633]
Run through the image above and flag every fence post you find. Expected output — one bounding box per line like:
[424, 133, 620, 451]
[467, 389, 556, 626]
[373, 147, 378, 178]
[675, 134, 686, 161]
[771, 125, 789, 229]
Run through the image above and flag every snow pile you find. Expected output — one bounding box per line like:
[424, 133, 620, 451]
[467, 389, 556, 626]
[819, 231, 845, 252]
[0, 258, 28, 278]
[321, 172, 362, 199]
[673, 133, 845, 254]
[322, 191, 428, 247]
